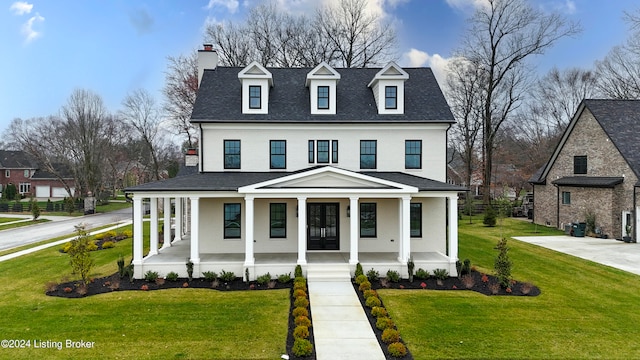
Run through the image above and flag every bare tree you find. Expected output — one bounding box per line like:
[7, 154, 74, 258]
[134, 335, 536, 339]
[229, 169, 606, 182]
[163, 51, 199, 148]
[120, 89, 164, 181]
[457, 0, 580, 203]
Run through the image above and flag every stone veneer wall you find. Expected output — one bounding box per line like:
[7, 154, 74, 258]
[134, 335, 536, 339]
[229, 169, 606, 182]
[533, 108, 638, 239]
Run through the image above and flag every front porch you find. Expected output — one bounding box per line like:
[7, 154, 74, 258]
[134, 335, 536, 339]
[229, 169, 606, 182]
[135, 237, 454, 279]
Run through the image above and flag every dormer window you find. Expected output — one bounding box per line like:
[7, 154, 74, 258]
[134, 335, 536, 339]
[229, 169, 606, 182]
[249, 86, 261, 109]
[318, 86, 329, 109]
[385, 86, 397, 109]
[368, 62, 409, 115]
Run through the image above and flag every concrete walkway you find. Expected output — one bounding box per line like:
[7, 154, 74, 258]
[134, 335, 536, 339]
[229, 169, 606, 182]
[514, 235, 640, 276]
[308, 279, 385, 360]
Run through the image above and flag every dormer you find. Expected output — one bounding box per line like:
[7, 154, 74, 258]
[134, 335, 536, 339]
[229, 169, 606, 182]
[238, 62, 273, 114]
[306, 62, 341, 115]
[367, 62, 409, 115]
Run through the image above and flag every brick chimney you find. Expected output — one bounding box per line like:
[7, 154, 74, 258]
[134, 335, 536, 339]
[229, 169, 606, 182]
[185, 148, 198, 167]
[198, 43, 218, 86]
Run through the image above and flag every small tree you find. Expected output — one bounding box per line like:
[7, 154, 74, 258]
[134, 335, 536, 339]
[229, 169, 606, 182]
[3, 183, 17, 201]
[494, 238, 512, 288]
[31, 198, 40, 220]
[64, 197, 75, 214]
[483, 206, 497, 227]
[67, 224, 95, 287]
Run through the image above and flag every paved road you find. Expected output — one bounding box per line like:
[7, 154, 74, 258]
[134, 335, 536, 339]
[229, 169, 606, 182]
[0, 208, 132, 251]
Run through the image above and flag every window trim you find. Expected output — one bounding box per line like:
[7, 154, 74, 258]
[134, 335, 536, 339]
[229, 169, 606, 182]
[360, 203, 377, 238]
[18, 182, 31, 195]
[385, 86, 397, 109]
[410, 203, 422, 237]
[573, 155, 587, 174]
[360, 140, 377, 169]
[270, 140, 286, 169]
[248, 85, 261, 109]
[224, 140, 241, 169]
[269, 203, 287, 238]
[332, 140, 339, 163]
[317, 140, 330, 164]
[224, 203, 242, 239]
[405, 140, 422, 169]
[317, 86, 329, 109]
[562, 191, 571, 205]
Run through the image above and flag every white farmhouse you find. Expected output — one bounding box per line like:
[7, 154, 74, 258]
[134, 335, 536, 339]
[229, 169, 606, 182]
[125, 45, 465, 280]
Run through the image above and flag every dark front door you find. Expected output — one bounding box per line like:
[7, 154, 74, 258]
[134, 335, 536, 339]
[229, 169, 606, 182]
[307, 203, 339, 250]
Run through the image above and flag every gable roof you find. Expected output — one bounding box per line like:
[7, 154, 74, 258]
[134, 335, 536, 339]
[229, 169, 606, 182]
[530, 99, 640, 184]
[0, 150, 38, 169]
[191, 66, 454, 123]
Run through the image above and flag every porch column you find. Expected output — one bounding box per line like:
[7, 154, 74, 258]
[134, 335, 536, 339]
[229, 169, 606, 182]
[190, 196, 200, 264]
[297, 196, 307, 265]
[132, 195, 144, 266]
[174, 197, 182, 241]
[349, 197, 359, 265]
[149, 197, 159, 256]
[161, 197, 171, 250]
[448, 195, 459, 264]
[399, 196, 411, 264]
[244, 196, 255, 266]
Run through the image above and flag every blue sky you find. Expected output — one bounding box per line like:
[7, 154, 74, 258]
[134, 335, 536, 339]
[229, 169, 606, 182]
[0, 0, 638, 136]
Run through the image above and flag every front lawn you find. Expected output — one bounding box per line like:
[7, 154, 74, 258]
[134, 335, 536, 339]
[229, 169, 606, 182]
[0, 224, 289, 359]
[380, 217, 640, 359]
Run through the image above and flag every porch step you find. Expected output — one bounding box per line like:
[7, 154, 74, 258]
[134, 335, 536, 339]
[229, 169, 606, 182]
[306, 264, 351, 282]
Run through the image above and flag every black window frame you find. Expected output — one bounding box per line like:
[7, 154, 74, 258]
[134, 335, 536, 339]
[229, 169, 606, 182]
[308, 140, 315, 163]
[360, 140, 377, 169]
[410, 203, 422, 237]
[317, 86, 329, 109]
[562, 191, 571, 205]
[269, 203, 287, 238]
[249, 85, 261, 109]
[270, 140, 286, 169]
[317, 140, 330, 163]
[405, 140, 422, 169]
[224, 203, 241, 239]
[360, 203, 377, 238]
[385, 86, 397, 109]
[574, 155, 587, 174]
[224, 140, 241, 169]
[332, 140, 339, 163]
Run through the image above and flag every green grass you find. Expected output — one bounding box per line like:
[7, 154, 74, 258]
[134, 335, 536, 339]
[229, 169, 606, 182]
[0, 217, 24, 224]
[0, 223, 289, 359]
[381, 217, 640, 359]
[0, 218, 50, 231]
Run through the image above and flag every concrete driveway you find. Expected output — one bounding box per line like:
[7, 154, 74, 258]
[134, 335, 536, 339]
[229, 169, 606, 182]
[514, 235, 640, 276]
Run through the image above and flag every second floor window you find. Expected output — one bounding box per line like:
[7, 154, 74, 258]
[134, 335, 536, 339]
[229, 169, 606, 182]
[308, 140, 338, 164]
[249, 86, 261, 109]
[5, 170, 9, 178]
[360, 140, 377, 169]
[224, 140, 241, 169]
[332, 140, 339, 163]
[574, 155, 587, 174]
[270, 140, 286, 169]
[317, 140, 329, 163]
[385, 86, 397, 109]
[318, 86, 329, 109]
[308, 140, 315, 163]
[405, 140, 422, 169]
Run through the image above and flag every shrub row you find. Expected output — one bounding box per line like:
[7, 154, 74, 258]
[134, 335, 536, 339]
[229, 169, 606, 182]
[290, 265, 313, 357]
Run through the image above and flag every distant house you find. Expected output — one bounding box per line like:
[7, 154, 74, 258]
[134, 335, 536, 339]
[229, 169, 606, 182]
[0, 150, 75, 199]
[530, 99, 640, 240]
[124, 46, 465, 280]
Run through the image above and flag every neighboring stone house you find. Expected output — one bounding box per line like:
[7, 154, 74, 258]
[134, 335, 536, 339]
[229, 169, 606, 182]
[530, 99, 640, 240]
[124, 45, 465, 280]
[0, 150, 75, 198]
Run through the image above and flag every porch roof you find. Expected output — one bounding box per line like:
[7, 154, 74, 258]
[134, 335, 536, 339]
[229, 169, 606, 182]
[124, 167, 467, 193]
[551, 176, 624, 188]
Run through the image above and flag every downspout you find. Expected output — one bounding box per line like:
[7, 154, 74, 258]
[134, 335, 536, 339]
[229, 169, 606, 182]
[554, 184, 560, 228]
[199, 123, 204, 173]
[125, 192, 134, 263]
[634, 185, 638, 242]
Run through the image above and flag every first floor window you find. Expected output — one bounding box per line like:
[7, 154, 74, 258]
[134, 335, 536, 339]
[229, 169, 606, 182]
[224, 203, 241, 238]
[249, 85, 261, 109]
[360, 203, 377, 237]
[19, 182, 31, 194]
[410, 203, 422, 237]
[317, 140, 329, 163]
[360, 140, 377, 169]
[224, 140, 241, 169]
[405, 140, 422, 169]
[270, 203, 286, 238]
[270, 140, 286, 169]
[562, 192, 571, 205]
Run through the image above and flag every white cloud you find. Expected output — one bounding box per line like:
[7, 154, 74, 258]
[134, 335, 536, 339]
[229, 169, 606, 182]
[402, 48, 451, 86]
[22, 12, 44, 43]
[206, 0, 240, 14]
[445, 0, 489, 11]
[564, 0, 576, 14]
[10, 1, 32, 15]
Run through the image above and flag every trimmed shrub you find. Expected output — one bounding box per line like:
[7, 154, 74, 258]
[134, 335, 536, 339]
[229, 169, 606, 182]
[381, 328, 400, 344]
[165, 271, 179, 282]
[433, 268, 449, 280]
[292, 338, 313, 357]
[101, 241, 115, 249]
[363, 289, 378, 299]
[371, 306, 388, 318]
[293, 282, 306, 291]
[220, 270, 235, 282]
[117, 255, 125, 278]
[415, 268, 429, 280]
[122, 229, 133, 238]
[294, 264, 303, 278]
[94, 233, 106, 240]
[278, 272, 292, 283]
[293, 325, 309, 339]
[461, 258, 471, 276]
[294, 297, 309, 308]
[144, 271, 159, 282]
[483, 206, 497, 227]
[376, 317, 395, 331]
[61, 242, 73, 253]
[294, 276, 306, 285]
[292, 307, 308, 318]
[202, 271, 217, 282]
[256, 273, 271, 285]
[386, 270, 401, 283]
[494, 237, 512, 288]
[355, 263, 364, 278]
[293, 289, 307, 299]
[388, 342, 407, 357]
[365, 296, 382, 308]
[359, 280, 372, 291]
[294, 315, 311, 328]
[366, 268, 379, 282]
[355, 274, 368, 285]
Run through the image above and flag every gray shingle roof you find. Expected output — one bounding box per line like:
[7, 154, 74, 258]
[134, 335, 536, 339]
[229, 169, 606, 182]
[0, 150, 38, 169]
[551, 176, 624, 188]
[125, 169, 466, 193]
[191, 67, 454, 123]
